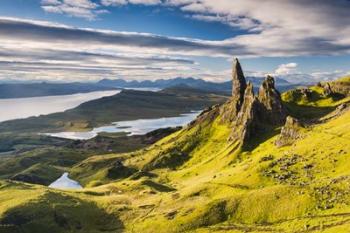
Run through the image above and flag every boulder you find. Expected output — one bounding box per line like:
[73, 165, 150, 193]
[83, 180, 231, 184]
[275, 116, 304, 147]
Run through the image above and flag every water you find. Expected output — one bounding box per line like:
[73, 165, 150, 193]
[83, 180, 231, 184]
[0, 90, 120, 122]
[122, 87, 161, 92]
[45, 111, 201, 140]
[49, 172, 83, 190]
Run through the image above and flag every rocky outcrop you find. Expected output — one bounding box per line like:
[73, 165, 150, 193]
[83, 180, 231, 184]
[220, 59, 248, 122]
[257, 75, 287, 124]
[230, 82, 259, 145]
[319, 78, 350, 97]
[189, 58, 287, 149]
[223, 59, 287, 147]
[275, 116, 304, 147]
[231, 58, 247, 113]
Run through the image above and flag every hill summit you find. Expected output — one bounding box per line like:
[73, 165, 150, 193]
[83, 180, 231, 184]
[194, 58, 287, 148]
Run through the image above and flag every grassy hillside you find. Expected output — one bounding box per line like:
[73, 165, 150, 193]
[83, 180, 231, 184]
[0, 77, 349, 233]
[282, 83, 350, 119]
[0, 128, 180, 186]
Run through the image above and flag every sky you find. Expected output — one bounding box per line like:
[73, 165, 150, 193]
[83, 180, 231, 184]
[0, 0, 350, 83]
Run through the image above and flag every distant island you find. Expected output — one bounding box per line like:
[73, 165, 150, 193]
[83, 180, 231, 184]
[0, 76, 299, 99]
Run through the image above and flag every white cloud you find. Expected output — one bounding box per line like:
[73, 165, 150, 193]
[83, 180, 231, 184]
[100, 0, 160, 6]
[274, 63, 298, 75]
[190, 14, 260, 31]
[100, 0, 127, 6]
[270, 63, 349, 84]
[93, 0, 350, 57]
[0, 16, 349, 83]
[41, 0, 106, 20]
[41, 0, 61, 5]
[38, 0, 350, 58]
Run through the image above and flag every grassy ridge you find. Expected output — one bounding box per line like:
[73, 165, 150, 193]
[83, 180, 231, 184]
[0, 78, 349, 232]
[2, 108, 349, 232]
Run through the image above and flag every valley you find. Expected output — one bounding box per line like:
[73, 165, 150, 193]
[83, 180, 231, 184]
[0, 60, 349, 233]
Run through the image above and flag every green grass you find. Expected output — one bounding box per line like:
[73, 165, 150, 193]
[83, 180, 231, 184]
[281, 80, 350, 119]
[0, 77, 350, 232]
[0, 181, 124, 233]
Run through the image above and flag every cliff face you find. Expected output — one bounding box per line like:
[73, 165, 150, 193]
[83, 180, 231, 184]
[204, 59, 287, 148]
[258, 75, 287, 124]
[231, 58, 247, 113]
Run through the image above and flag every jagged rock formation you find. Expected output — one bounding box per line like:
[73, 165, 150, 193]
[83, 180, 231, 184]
[231, 58, 247, 113]
[275, 116, 304, 147]
[220, 59, 247, 122]
[230, 82, 259, 145]
[203, 58, 287, 148]
[318, 78, 350, 97]
[225, 59, 287, 147]
[258, 75, 287, 124]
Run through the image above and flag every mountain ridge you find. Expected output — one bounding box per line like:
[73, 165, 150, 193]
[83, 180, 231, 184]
[0, 76, 297, 99]
[0, 60, 349, 233]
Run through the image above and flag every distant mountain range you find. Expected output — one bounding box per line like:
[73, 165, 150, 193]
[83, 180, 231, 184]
[0, 77, 300, 99]
[0, 82, 117, 99]
[97, 77, 299, 94]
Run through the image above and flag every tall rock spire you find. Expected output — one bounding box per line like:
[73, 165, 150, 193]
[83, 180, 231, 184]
[232, 58, 247, 113]
[219, 60, 287, 148]
[220, 58, 248, 122]
[258, 75, 287, 124]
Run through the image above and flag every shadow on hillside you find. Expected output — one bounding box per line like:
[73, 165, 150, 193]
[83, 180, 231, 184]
[284, 102, 336, 120]
[242, 127, 281, 152]
[0, 191, 124, 233]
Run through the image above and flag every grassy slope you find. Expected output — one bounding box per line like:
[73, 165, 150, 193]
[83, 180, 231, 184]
[0, 181, 124, 233]
[0, 128, 179, 186]
[0, 78, 350, 232]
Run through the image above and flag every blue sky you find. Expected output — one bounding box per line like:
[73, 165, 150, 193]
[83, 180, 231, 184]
[0, 0, 349, 83]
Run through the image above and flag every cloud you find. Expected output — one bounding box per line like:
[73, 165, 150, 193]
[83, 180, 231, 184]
[113, 0, 350, 56]
[0, 16, 349, 83]
[0, 17, 246, 57]
[101, 0, 127, 6]
[37, 0, 350, 57]
[274, 63, 298, 75]
[41, 0, 350, 60]
[270, 62, 349, 84]
[0, 17, 210, 82]
[41, 0, 107, 20]
[190, 14, 261, 31]
[101, 0, 161, 6]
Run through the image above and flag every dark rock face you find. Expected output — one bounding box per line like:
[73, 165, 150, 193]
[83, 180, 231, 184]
[323, 83, 333, 96]
[189, 58, 287, 149]
[275, 116, 304, 147]
[230, 82, 259, 145]
[224, 60, 287, 147]
[220, 59, 248, 122]
[231, 58, 247, 113]
[224, 59, 286, 146]
[258, 75, 287, 124]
